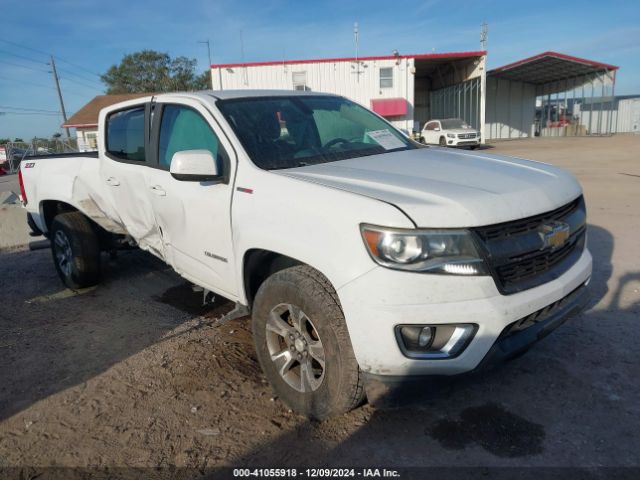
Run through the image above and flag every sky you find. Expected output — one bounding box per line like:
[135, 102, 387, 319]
[0, 0, 638, 139]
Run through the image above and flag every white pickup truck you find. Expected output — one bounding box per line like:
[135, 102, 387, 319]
[19, 90, 591, 419]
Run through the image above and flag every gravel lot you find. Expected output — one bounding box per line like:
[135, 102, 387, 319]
[0, 136, 638, 477]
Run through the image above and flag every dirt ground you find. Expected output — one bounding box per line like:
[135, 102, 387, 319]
[0, 136, 639, 477]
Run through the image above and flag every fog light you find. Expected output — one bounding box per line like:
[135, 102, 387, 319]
[396, 324, 477, 359]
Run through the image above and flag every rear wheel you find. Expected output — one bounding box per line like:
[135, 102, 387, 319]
[50, 211, 101, 289]
[252, 265, 365, 419]
[439, 136, 447, 147]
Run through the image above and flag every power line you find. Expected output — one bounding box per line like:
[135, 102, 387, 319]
[0, 49, 47, 66]
[0, 105, 60, 113]
[0, 75, 53, 89]
[59, 76, 103, 91]
[0, 59, 49, 74]
[0, 37, 101, 77]
[0, 37, 50, 59]
[56, 57, 101, 78]
[57, 66, 103, 86]
[0, 111, 60, 116]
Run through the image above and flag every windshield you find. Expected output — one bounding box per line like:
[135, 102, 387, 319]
[440, 119, 471, 129]
[217, 95, 417, 170]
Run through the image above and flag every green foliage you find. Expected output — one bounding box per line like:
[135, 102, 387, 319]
[100, 50, 210, 94]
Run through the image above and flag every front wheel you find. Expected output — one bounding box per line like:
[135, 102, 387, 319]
[439, 136, 447, 147]
[50, 211, 101, 289]
[252, 265, 365, 419]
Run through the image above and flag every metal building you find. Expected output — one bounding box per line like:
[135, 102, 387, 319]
[573, 95, 640, 134]
[211, 51, 487, 135]
[486, 52, 619, 139]
[211, 50, 621, 143]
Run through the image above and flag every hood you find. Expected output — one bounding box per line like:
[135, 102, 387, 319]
[274, 148, 582, 227]
[446, 128, 478, 134]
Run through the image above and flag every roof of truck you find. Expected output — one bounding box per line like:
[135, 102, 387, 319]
[204, 89, 336, 100]
[62, 90, 337, 129]
[62, 93, 154, 128]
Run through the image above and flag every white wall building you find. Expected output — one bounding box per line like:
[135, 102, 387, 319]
[212, 51, 621, 141]
[211, 52, 487, 138]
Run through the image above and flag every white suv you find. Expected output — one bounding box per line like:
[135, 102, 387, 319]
[421, 118, 480, 148]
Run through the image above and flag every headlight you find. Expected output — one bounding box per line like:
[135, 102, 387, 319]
[361, 224, 488, 275]
[446, 133, 456, 138]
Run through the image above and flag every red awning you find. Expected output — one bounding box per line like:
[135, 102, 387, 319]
[370, 98, 407, 117]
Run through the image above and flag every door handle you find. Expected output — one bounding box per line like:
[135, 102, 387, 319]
[105, 176, 120, 186]
[150, 185, 166, 196]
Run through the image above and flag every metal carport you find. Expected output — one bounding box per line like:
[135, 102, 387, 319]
[486, 51, 618, 139]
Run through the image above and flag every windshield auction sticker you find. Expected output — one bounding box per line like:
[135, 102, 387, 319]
[366, 130, 406, 150]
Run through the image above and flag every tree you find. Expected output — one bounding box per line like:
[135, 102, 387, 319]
[194, 70, 212, 90]
[100, 50, 210, 94]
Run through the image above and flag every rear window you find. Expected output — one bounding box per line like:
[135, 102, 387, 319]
[106, 106, 145, 161]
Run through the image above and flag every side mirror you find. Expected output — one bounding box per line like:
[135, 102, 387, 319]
[170, 150, 220, 182]
[434, 127, 441, 131]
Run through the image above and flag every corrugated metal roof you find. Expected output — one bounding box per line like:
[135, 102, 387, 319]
[211, 51, 486, 69]
[489, 51, 618, 84]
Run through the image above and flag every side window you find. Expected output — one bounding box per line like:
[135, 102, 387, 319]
[292, 71, 310, 91]
[106, 106, 146, 161]
[379, 67, 393, 89]
[158, 105, 222, 169]
[425, 122, 436, 131]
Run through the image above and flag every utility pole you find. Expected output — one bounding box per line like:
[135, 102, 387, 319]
[480, 22, 489, 51]
[49, 55, 70, 139]
[353, 22, 362, 83]
[198, 39, 216, 89]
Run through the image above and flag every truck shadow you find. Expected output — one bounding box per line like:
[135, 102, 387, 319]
[0, 247, 232, 422]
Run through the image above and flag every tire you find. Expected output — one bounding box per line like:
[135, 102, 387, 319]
[439, 136, 447, 147]
[252, 265, 365, 420]
[50, 211, 101, 289]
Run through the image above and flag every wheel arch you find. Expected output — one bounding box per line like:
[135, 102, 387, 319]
[40, 200, 79, 234]
[243, 249, 325, 307]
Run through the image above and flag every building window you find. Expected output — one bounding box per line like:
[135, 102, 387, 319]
[379, 67, 393, 89]
[292, 71, 310, 91]
[85, 132, 98, 150]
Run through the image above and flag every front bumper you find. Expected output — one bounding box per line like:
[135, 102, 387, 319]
[449, 137, 480, 146]
[337, 248, 592, 377]
[362, 284, 589, 405]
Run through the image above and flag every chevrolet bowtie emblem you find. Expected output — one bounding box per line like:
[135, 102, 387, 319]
[538, 221, 571, 250]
